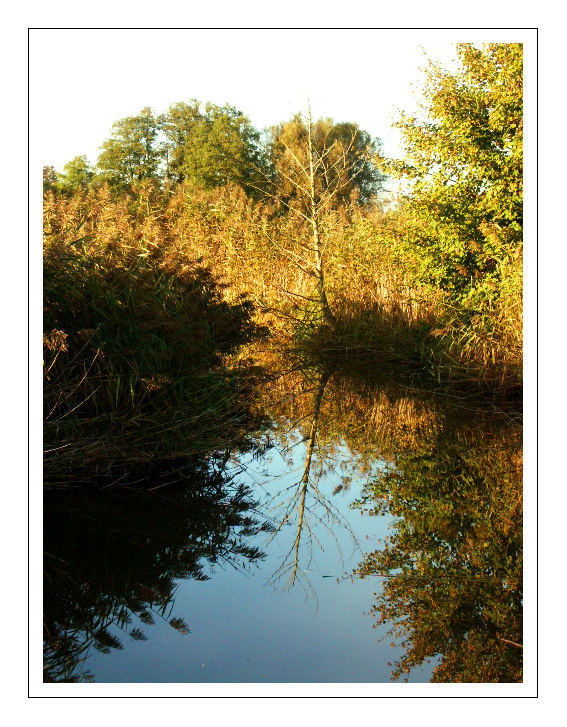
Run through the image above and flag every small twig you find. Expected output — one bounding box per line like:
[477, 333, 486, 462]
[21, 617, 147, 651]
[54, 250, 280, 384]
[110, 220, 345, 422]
[497, 636, 523, 649]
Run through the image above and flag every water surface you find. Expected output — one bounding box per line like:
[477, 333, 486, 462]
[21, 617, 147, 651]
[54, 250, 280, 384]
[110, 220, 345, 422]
[43, 346, 522, 683]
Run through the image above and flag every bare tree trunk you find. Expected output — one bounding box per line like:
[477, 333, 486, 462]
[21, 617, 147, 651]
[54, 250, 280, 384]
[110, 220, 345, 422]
[290, 369, 331, 585]
[257, 105, 369, 327]
[307, 110, 335, 328]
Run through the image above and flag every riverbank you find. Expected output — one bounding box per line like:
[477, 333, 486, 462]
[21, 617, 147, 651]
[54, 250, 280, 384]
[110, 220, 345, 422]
[44, 181, 522, 402]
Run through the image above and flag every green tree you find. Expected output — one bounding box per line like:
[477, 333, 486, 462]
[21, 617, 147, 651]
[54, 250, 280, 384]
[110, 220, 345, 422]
[59, 155, 95, 192]
[43, 165, 59, 193]
[383, 43, 523, 305]
[97, 107, 163, 186]
[161, 101, 265, 193]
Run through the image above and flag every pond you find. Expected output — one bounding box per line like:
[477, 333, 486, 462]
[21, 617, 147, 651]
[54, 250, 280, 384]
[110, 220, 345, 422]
[43, 343, 522, 683]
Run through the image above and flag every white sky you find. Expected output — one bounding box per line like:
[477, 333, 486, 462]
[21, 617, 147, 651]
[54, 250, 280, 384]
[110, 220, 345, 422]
[30, 28, 528, 174]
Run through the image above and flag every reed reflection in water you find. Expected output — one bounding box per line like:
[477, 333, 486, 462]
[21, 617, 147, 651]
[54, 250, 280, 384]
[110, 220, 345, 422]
[43, 341, 522, 683]
[43, 456, 272, 683]
[245, 345, 523, 683]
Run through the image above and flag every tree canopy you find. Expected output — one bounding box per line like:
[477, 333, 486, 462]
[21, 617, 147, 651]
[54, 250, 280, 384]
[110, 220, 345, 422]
[59, 155, 95, 192]
[269, 114, 384, 211]
[161, 101, 265, 194]
[97, 107, 163, 186]
[383, 43, 523, 305]
[94, 101, 266, 194]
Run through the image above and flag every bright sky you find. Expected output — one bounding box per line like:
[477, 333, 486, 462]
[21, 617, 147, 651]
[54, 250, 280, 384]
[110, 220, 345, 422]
[29, 28, 527, 176]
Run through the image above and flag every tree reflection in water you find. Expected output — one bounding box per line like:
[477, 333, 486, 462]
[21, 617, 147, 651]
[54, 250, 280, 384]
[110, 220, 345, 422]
[250, 347, 450, 599]
[248, 344, 523, 682]
[263, 367, 360, 596]
[352, 413, 522, 682]
[44, 338, 523, 683]
[43, 456, 272, 682]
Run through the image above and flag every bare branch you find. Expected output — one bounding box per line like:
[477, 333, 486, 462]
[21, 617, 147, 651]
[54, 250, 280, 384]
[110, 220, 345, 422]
[279, 140, 311, 180]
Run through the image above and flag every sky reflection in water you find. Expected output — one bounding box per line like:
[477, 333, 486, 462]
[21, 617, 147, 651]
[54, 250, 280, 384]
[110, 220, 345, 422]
[81, 438, 426, 683]
[44, 352, 521, 683]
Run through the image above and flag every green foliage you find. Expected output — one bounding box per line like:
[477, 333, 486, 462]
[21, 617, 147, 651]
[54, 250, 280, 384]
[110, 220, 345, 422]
[93, 101, 266, 195]
[59, 155, 95, 193]
[97, 107, 163, 186]
[383, 44, 523, 305]
[162, 101, 266, 194]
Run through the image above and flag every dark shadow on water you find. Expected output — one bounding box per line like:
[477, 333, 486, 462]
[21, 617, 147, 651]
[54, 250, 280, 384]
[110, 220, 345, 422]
[43, 258, 275, 681]
[43, 456, 273, 683]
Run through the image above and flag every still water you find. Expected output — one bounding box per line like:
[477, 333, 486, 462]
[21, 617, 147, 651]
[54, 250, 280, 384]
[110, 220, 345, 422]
[43, 347, 522, 683]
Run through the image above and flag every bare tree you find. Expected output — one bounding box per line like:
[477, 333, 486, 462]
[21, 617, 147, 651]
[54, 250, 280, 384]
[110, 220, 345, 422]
[258, 107, 378, 327]
[266, 367, 359, 595]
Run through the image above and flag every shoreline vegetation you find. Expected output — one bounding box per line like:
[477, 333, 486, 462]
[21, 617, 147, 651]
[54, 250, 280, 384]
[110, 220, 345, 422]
[44, 42, 522, 483]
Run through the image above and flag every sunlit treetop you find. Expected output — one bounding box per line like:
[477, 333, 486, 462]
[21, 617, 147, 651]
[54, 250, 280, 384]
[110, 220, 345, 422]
[380, 43, 523, 303]
[268, 114, 385, 211]
[161, 100, 266, 194]
[97, 107, 163, 186]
